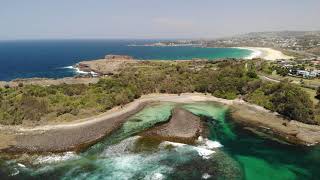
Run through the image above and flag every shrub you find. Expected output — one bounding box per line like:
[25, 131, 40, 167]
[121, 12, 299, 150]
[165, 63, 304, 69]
[247, 82, 315, 124]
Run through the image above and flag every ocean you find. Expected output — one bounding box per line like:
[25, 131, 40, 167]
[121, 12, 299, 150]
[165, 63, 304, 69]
[0, 40, 252, 81]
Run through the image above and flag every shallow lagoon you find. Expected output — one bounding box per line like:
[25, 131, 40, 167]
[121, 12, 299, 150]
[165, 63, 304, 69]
[1, 102, 320, 180]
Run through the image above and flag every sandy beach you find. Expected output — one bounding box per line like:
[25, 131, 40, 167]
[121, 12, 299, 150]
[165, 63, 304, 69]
[1, 93, 320, 153]
[236, 47, 294, 60]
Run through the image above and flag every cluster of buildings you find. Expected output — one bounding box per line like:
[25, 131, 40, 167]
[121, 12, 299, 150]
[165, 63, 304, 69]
[275, 58, 320, 78]
[147, 40, 204, 47]
[205, 31, 320, 58]
[295, 70, 320, 78]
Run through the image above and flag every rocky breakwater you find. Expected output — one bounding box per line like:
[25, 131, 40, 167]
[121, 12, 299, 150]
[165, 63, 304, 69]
[75, 54, 137, 76]
[141, 108, 203, 144]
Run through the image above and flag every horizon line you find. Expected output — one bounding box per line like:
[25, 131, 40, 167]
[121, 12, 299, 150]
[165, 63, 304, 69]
[1, 30, 320, 42]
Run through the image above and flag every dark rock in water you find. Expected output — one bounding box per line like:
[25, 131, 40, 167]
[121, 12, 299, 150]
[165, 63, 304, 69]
[209, 150, 243, 180]
[166, 149, 243, 180]
[141, 108, 203, 144]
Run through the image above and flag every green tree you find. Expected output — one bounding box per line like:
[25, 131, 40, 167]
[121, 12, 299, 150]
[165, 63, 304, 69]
[316, 87, 320, 100]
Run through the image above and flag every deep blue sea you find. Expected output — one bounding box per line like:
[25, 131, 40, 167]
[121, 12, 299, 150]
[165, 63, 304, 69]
[0, 40, 252, 81]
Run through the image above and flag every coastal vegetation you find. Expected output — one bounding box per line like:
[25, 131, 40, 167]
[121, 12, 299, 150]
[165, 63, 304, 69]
[0, 60, 317, 125]
[245, 80, 314, 124]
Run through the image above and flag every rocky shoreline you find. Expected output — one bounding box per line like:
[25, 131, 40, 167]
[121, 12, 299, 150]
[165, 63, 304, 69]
[231, 105, 320, 146]
[74, 55, 137, 76]
[0, 101, 149, 153]
[0, 77, 99, 88]
[0, 93, 320, 154]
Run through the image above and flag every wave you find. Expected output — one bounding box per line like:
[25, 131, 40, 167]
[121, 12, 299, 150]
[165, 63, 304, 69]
[232, 47, 262, 59]
[202, 173, 212, 179]
[35, 152, 79, 164]
[160, 136, 222, 160]
[101, 135, 222, 161]
[61, 66, 99, 76]
[197, 136, 223, 148]
[61, 66, 74, 69]
[7, 136, 224, 179]
[246, 49, 262, 59]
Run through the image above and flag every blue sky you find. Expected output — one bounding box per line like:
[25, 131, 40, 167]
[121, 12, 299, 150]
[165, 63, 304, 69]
[1, 0, 319, 40]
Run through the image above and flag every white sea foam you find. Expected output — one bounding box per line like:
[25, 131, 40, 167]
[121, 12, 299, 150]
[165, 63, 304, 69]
[17, 163, 26, 168]
[233, 47, 262, 59]
[99, 137, 173, 180]
[102, 136, 140, 156]
[61, 66, 88, 74]
[202, 173, 212, 179]
[74, 67, 89, 74]
[160, 139, 218, 160]
[245, 49, 262, 59]
[145, 172, 165, 180]
[204, 139, 223, 149]
[193, 147, 215, 159]
[10, 168, 19, 176]
[159, 141, 186, 148]
[62, 66, 74, 69]
[90, 71, 99, 77]
[35, 152, 79, 164]
[107, 154, 172, 179]
[74, 68, 99, 76]
[197, 136, 223, 149]
[62, 65, 99, 76]
[198, 136, 204, 142]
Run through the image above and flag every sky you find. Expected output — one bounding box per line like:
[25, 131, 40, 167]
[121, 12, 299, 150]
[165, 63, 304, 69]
[0, 0, 320, 40]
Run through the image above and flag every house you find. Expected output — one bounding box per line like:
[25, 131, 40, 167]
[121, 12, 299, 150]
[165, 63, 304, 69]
[309, 71, 318, 78]
[297, 70, 320, 78]
[297, 70, 310, 77]
[297, 70, 309, 76]
[311, 70, 320, 77]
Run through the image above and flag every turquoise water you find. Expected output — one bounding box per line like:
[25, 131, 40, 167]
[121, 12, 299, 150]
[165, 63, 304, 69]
[0, 40, 252, 81]
[182, 103, 236, 141]
[1, 102, 319, 179]
[85, 102, 175, 155]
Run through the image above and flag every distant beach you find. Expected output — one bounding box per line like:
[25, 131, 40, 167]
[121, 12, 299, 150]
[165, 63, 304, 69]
[235, 47, 294, 60]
